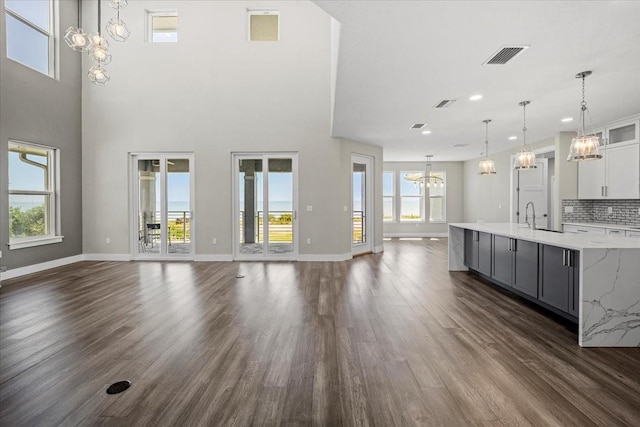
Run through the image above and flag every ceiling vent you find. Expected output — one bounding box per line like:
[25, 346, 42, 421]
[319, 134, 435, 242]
[483, 46, 529, 65]
[410, 123, 426, 129]
[433, 100, 456, 109]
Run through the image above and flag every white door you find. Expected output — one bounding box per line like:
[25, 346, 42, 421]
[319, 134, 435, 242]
[352, 154, 373, 255]
[233, 153, 298, 260]
[131, 153, 194, 259]
[512, 158, 548, 228]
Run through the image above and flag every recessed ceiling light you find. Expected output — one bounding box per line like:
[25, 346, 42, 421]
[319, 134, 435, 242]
[469, 94, 483, 101]
[421, 130, 431, 135]
[561, 117, 574, 122]
[508, 136, 518, 140]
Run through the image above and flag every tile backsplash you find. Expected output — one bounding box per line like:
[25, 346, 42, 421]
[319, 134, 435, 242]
[562, 199, 640, 226]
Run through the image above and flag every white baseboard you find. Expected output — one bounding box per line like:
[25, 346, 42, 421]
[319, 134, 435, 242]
[83, 254, 133, 261]
[383, 232, 448, 238]
[194, 254, 234, 262]
[297, 253, 352, 262]
[373, 245, 384, 253]
[0, 254, 84, 281]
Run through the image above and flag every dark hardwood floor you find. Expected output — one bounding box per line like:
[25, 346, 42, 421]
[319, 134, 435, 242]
[1, 238, 639, 426]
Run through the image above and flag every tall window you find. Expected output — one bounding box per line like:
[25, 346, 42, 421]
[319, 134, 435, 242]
[4, 0, 53, 76]
[400, 172, 423, 221]
[148, 11, 178, 43]
[428, 171, 446, 222]
[383, 171, 394, 222]
[8, 141, 61, 248]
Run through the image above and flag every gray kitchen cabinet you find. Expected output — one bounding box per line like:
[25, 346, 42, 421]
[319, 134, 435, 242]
[539, 244, 579, 316]
[492, 235, 513, 286]
[464, 229, 491, 276]
[492, 236, 538, 297]
[513, 239, 538, 298]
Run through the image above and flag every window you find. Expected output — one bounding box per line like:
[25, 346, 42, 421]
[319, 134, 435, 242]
[383, 171, 394, 222]
[4, 0, 53, 76]
[148, 11, 177, 43]
[400, 172, 424, 221]
[249, 10, 279, 41]
[428, 171, 446, 222]
[8, 141, 61, 249]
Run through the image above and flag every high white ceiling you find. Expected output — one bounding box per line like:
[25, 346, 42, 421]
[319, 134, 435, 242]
[313, 1, 640, 161]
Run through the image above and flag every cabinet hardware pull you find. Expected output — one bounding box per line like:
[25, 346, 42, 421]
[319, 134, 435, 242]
[567, 251, 572, 268]
[562, 249, 567, 266]
[512, 239, 517, 252]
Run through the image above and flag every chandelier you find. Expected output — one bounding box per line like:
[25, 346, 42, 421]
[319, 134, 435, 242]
[513, 100, 537, 170]
[479, 119, 496, 175]
[404, 155, 445, 187]
[567, 71, 602, 161]
[64, 0, 130, 85]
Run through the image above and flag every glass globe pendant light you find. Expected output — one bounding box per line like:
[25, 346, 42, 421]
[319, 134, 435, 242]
[567, 71, 602, 161]
[514, 100, 537, 170]
[479, 119, 496, 175]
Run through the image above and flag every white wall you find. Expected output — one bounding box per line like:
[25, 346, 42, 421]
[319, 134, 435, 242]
[81, 0, 379, 258]
[463, 133, 578, 226]
[383, 161, 464, 236]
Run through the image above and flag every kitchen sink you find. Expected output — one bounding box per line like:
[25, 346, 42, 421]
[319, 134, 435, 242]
[535, 228, 563, 233]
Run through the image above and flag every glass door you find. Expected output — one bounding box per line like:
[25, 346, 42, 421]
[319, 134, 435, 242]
[234, 153, 297, 260]
[352, 154, 373, 255]
[132, 154, 193, 259]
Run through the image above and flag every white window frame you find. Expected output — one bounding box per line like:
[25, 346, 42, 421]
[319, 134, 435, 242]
[8, 141, 62, 249]
[247, 10, 279, 41]
[146, 10, 178, 43]
[383, 171, 395, 222]
[4, 0, 56, 77]
[400, 171, 424, 222]
[427, 171, 447, 223]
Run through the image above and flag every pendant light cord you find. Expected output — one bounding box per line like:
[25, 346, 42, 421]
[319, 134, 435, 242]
[522, 102, 527, 147]
[580, 74, 587, 137]
[98, 0, 102, 36]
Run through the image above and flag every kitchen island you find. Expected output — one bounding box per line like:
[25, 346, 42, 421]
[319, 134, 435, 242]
[449, 223, 640, 347]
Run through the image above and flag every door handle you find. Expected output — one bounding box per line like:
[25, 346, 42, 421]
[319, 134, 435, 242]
[293, 210, 297, 220]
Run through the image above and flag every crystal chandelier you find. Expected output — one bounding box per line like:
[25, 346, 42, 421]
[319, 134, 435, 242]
[567, 71, 602, 161]
[64, 0, 129, 85]
[514, 100, 537, 170]
[479, 119, 496, 175]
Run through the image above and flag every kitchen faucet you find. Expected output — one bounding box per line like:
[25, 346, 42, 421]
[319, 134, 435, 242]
[525, 201, 536, 230]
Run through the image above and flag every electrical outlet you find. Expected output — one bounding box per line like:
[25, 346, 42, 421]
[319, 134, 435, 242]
[607, 207, 613, 214]
[306, 238, 311, 245]
[106, 237, 111, 244]
[307, 205, 313, 212]
[212, 238, 217, 245]
[564, 206, 574, 213]
[344, 206, 348, 212]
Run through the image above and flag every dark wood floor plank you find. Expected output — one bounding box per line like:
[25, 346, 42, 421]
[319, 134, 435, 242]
[2, 238, 640, 426]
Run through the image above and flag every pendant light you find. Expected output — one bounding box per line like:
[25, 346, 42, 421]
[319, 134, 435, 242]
[514, 100, 537, 170]
[106, 0, 131, 42]
[479, 119, 496, 175]
[87, 0, 110, 85]
[64, 0, 91, 51]
[65, 0, 129, 85]
[567, 71, 602, 161]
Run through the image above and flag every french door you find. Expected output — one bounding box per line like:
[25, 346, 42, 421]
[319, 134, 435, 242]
[352, 154, 373, 255]
[131, 153, 194, 259]
[233, 153, 298, 260]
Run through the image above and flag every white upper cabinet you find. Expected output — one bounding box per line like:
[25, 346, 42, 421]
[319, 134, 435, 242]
[578, 115, 640, 199]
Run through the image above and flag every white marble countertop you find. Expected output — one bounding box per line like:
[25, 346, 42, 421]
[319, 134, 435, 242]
[449, 223, 640, 250]
[562, 222, 640, 232]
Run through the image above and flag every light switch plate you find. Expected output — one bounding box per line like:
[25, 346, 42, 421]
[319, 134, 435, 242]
[564, 206, 574, 213]
[307, 205, 313, 212]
